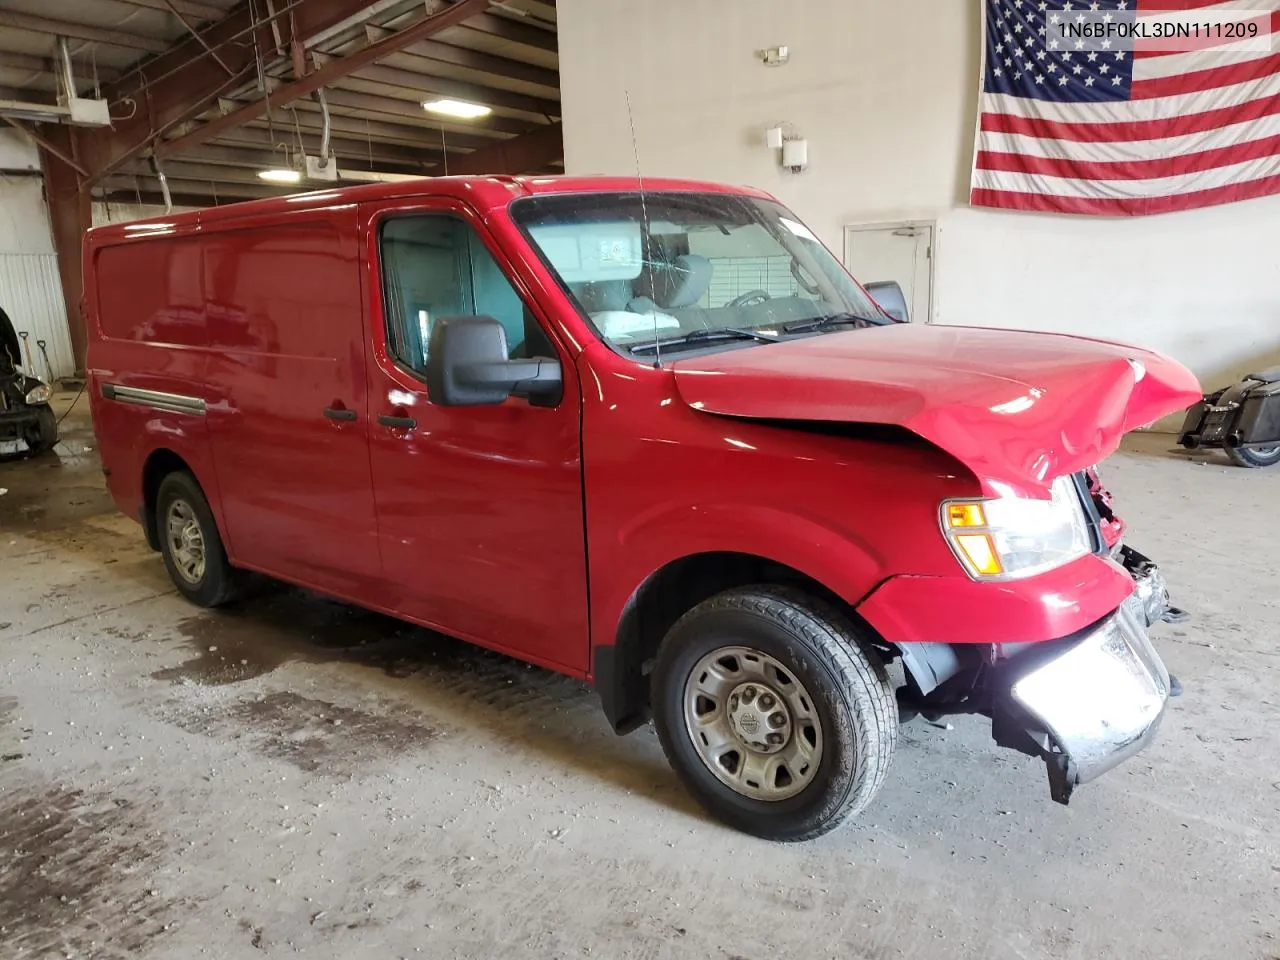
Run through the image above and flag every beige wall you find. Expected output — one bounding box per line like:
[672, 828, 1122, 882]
[557, 0, 1280, 390]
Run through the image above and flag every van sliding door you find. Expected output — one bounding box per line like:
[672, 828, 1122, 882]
[202, 212, 382, 594]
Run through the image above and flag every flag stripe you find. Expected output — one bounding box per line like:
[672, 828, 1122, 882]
[1133, 11, 1278, 55]
[1137, 0, 1274, 12]
[971, 172, 1280, 214]
[973, 152, 1280, 198]
[981, 87, 1280, 142]
[1131, 50, 1280, 98]
[978, 131, 1280, 180]
[978, 110, 1280, 162]
[1133, 39, 1275, 79]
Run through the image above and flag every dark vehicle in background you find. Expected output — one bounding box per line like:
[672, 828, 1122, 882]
[0, 306, 58, 457]
[1179, 367, 1280, 468]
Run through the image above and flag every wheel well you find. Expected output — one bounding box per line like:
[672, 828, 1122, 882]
[598, 552, 889, 734]
[140, 448, 191, 551]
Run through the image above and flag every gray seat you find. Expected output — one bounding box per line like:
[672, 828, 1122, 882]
[1248, 366, 1280, 384]
[628, 254, 713, 326]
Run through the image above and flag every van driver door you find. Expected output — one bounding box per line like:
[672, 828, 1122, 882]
[359, 199, 590, 676]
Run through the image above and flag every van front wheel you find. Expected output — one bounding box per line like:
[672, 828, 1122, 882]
[651, 587, 897, 841]
[156, 471, 239, 607]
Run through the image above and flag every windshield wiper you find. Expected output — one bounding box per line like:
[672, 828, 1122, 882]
[629, 327, 781, 355]
[783, 313, 882, 334]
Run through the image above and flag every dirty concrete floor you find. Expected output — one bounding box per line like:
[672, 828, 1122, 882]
[1, 395, 1277, 960]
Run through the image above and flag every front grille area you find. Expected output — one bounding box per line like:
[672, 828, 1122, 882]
[1072, 470, 1107, 555]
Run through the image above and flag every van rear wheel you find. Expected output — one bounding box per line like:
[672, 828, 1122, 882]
[651, 586, 897, 841]
[156, 471, 238, 607]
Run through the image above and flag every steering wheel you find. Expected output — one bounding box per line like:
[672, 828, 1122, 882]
[727, 289, 772, 308]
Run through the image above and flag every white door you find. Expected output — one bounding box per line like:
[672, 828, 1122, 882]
[843, 222, 934, 323]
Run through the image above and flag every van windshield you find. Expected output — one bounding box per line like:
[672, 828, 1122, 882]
[510, 192, 888, 354]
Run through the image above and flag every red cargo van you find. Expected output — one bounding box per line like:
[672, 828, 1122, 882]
[85, 176, 1200, 840]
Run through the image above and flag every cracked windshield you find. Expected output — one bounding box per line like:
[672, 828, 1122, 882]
[512, 192, 889, 355]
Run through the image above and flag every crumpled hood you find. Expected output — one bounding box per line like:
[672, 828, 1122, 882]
[671, 323, 1201, 494]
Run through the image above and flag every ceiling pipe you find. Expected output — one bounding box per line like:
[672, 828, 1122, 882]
[151, 156, 174, 212]
[57, 36, 77, 102]
[301, 0, 416, 50]
[315, 86, 332, 169]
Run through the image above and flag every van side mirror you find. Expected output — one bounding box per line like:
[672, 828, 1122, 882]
[864, 281, 910, 323]
[425, 315, 562, 407]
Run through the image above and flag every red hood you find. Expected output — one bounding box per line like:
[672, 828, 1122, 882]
[671, 324, 1201, 495]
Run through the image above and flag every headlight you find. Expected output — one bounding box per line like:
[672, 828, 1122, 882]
[941, 475, 1091, 580]
[25, 383, 51, 404]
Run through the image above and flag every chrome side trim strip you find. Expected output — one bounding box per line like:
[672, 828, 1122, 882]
[101, 383, 206, 416]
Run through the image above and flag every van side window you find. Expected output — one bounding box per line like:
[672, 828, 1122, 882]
[379, 216, 550, 373]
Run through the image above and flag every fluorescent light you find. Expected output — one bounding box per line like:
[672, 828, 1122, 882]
[423, 98, 491, 119]
[257, 168, 301, 183]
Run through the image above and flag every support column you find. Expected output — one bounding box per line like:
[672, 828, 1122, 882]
[39, 127, 91, 377]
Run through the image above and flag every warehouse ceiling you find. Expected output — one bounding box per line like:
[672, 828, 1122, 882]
[0, 0, 561, 207]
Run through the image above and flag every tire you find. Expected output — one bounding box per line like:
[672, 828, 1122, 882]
[29, 406, 58, 454]
[651, 586, 897, 841]
[1226, 444, 1280, 468]
[155, 471, 239, 607]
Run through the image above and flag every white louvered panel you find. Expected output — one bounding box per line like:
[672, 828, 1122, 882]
[0, 253, 75, 379]
[704, 256, 800, 307]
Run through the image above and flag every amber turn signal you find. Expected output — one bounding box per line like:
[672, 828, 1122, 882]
[945, 502, 987, 528]
[954, 533, 1005, 576]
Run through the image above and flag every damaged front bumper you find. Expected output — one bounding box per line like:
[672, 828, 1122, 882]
[992, 604, 1169, 804]
[991, 542, 1179, 803]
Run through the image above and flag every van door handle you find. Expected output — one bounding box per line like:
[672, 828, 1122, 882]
[377, 414, 417, 430]
[324, 407, 357, 421]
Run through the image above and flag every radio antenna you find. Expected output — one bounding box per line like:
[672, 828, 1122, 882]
[625, 91, 661, 368]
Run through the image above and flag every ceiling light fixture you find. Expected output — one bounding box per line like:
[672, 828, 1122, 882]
[257, 168, 302, 183]
[423, 98, 492, 119]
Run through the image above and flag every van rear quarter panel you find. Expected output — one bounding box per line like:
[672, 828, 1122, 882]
[87, 231, 216, 525]
[87, 205, 378, 591]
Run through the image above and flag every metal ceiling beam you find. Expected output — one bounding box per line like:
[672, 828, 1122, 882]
[99, 173, 287, 199]
[404, 38, 558, 90]
[74, 0, 386, 182]
[0, 12, 171, 54]
[126, 157, 431, 186]
[93, 189, 248, 209]
[352, 62, 557, 117]
[207, 124, 443, 163]
[293, 0, 424, 50]
[181, 140, 435, 171]
[156, 0, 493, 157]
[458, 12, 556, 53]
[362, 28, 557, 91]
[242, 108, 496, 151]
[163, 0, 237, 77]
[0, 52, 123, 84]
[320, 85, 529, 136]
[444, 120, 559, 175]
[122, 158, 293, 185]
[111, 0, 228, 20]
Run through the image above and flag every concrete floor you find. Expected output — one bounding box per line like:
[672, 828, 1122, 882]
[1, 394, 1278, 960]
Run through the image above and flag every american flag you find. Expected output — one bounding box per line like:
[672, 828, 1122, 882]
[971, 0, 1280, 215]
